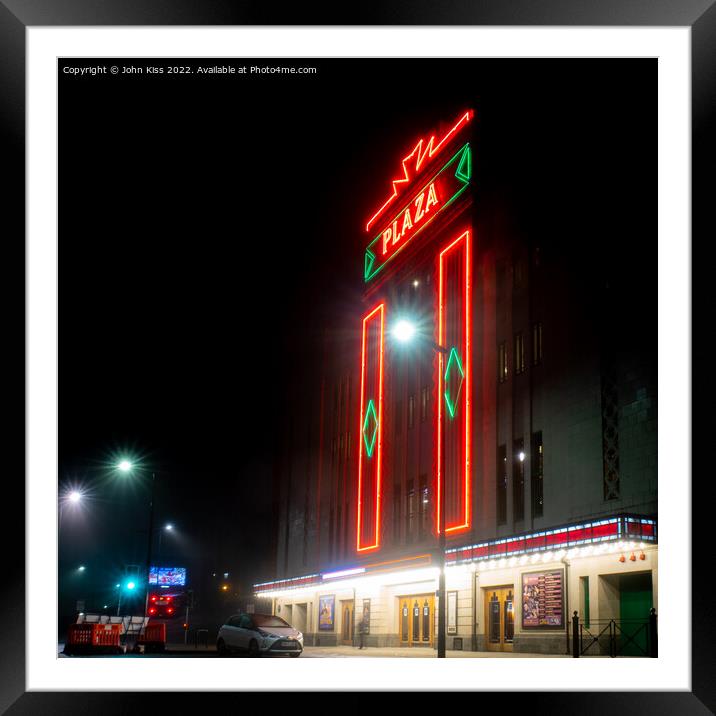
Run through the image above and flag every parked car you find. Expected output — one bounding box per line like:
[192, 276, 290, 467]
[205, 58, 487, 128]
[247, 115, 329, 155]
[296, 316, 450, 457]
[217, 613, 303, 657]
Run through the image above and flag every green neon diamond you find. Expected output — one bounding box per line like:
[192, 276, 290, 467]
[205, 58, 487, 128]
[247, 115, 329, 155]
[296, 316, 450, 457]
[455, 144, 472, 184]
[364, 249, 376, 280]
[443, 347, 465, 419]
[362, 399, 379, 457]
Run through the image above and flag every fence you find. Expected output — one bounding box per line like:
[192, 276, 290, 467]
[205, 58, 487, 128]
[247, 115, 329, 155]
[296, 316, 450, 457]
[568, 608, 657, 657]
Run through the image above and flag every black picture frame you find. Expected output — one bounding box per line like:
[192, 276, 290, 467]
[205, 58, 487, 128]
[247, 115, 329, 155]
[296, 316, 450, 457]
[3, 1, 706, 711]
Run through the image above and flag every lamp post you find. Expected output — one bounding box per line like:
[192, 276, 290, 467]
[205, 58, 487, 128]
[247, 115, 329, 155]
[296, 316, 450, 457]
[391, 319, 449, 658]
[117, 459, 156, 637]
[58, 488, 84, 534]
[158, 523, 173, 563]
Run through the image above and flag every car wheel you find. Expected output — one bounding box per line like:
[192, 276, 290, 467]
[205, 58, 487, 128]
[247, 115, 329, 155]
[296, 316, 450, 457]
[217, 639, 228, 656]
[290, 652, 301, 658]
[248, 640, 260, 657]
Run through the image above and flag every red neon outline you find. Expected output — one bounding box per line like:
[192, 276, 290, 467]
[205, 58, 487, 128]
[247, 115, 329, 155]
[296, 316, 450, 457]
[437, 230, 471, 536]
[356, 303, 385, 553]
[366, 110, 473, 233]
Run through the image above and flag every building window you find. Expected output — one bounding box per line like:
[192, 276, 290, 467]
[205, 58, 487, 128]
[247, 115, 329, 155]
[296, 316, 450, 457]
[532, 322, 543, 366]
[328, 505, 335, 560]
[407, 479, 416, 542]
[498, 342, 508, 383]
[531, 431, 544, 518]
[408, 394, 415, 430]
[514, 333, 525, 375]
[393, 485, 402, 543]
[513, 438, 525, 522]
[419, 474, 429, 538]
[497, 445, 507, 525]
[420, 386, 429, 422]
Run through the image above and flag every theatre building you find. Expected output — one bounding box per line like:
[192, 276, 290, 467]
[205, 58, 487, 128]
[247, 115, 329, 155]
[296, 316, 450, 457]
[256, 108, 657, 654]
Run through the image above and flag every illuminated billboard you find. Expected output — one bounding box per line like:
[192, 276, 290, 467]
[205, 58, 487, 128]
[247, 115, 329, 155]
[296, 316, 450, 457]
[148, 566, 187, 586]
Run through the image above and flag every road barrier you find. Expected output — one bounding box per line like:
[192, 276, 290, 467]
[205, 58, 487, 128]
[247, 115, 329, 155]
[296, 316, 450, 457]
[64, 623, 123, 655]
[137, 622, 167, 653]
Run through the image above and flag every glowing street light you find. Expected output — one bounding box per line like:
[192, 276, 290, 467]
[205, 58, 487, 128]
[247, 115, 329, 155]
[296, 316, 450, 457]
[389, 317, 449, 659]
[164, 523, 173, 531]
[78, 565, 86, 572]
[117, 459, 133, 473]
[392, 319, 416, 343]
[68, 490, 82, 503]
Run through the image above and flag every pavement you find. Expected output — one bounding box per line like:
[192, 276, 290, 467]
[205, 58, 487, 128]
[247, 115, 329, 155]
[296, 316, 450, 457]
[59, 642, 570, 658]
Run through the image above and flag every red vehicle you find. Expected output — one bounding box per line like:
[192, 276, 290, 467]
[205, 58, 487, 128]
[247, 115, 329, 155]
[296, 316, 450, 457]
[148, 591, 184, 618]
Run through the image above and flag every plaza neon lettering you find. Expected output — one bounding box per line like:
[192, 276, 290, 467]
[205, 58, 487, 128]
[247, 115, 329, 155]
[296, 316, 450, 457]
[381, 182, 440, 256]
[364, 143, 471, 282]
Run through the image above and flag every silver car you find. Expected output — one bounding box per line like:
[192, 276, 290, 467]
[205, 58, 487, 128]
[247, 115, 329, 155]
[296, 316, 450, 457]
[217, 613, 303, 657]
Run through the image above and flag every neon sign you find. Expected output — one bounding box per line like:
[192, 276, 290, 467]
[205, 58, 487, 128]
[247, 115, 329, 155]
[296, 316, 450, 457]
[364, 144, 471, 282]
[366, 110, 473, 233]
[437, 230, 472, 536]
[356, 303, 385, 553]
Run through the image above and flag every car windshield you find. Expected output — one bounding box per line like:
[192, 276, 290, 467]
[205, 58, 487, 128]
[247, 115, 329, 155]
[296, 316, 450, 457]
[252, 615, 290, 628]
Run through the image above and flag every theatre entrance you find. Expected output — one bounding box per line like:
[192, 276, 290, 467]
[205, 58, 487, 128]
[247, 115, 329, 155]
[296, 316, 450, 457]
[398, 594, 434, 647]
[485, 587, 515, 653]
[340, 600, 354, 646]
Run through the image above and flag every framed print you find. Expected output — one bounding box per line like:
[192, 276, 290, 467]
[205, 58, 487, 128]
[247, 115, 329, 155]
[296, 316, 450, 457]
[521, 570, 564, 630]
[362, 599, 371, 636]
[447, 591, 458, 636]
[3, 0, 707, 709]
[318, 595, 335, 632]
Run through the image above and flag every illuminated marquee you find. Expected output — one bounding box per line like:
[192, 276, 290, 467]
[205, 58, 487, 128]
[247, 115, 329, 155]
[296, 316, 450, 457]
[364, 144, 471, 282]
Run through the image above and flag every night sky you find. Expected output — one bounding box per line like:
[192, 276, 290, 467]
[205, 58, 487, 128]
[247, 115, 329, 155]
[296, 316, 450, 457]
[58, 59, 654, 620]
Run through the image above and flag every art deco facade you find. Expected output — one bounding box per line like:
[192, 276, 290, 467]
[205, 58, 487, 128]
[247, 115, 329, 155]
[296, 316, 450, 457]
[256, 109, 657, 654]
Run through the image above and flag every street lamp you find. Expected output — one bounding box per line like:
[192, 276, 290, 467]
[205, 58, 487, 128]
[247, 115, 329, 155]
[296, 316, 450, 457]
[59, 485, 87, 533]
[390, 318, 450, 658]
[157, 522, 175, 563]
[116, 459, 157, 636]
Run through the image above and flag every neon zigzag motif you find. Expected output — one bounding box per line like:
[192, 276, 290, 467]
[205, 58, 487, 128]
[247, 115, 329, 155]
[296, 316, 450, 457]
[365, 110, 473, 233]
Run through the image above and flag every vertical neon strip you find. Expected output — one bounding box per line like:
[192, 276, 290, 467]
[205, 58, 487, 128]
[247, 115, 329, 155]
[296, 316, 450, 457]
[356, 303, 385, 553]
[437, 230, 471, 535]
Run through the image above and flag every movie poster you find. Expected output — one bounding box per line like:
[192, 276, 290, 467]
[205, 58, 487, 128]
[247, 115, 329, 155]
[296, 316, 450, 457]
[362, 599, 371, 635]
[318, 595, 335, 631]
[447, 591, 458, 635]
[522, 569, 564, 628]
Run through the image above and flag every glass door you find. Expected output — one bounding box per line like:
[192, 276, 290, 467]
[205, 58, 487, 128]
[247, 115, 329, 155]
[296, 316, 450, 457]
[485, 587, 514, 652]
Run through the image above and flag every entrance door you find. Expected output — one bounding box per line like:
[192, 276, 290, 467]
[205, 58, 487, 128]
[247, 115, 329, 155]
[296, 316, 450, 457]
[398, 595, 434, 647]
[619, 572, 653, 656]
[341, 600, 354, 646]
[485, 587, 514, 653]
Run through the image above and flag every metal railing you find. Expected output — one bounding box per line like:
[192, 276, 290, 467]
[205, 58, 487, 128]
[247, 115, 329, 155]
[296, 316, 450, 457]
[568, 609, 657, 657]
